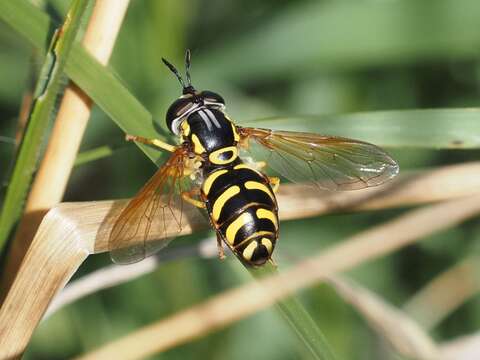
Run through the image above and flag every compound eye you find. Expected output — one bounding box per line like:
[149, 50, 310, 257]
[201, 90, 225, 106]
[176, 101, 194, 117]
[166, 98, 193, 134]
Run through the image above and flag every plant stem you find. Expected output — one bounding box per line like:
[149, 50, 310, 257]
[0, 0, 89, 253]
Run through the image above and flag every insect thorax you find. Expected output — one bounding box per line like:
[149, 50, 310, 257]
[181, 107, 240, 166]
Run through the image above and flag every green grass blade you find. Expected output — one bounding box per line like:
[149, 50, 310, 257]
[249, 263, 337, 360]
[0, 0, 90, 252]
[67, 45, 164, 163]
[242, 109, 480, 149]
[74, 145, 116, 167]
[276, 297, 336, 360]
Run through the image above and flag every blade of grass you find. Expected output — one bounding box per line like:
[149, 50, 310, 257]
[242, 110, 480, 149]
[0, 0, 89, 253]
[74, 145, 117, 167]
[249, 263, 337, 360]
[25, 0, 130, 211]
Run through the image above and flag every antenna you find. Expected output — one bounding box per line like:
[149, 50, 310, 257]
[185, 49, 192, 87]
[162, 50, 195, 94]
[161, 57, 186, 88]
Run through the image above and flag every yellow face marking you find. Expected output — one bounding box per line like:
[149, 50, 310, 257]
[202, 169, 228, 195]
[212, 185, 240, 221]
[208, 146, 238, 165]
[225, 212, 253, 245]
[245, 181, 275, 201]
[231, 123, 240, 142]
[256, 208, 278, 229]
[191, 134, 206, 154]
[181, 120, 191, 137]
[261, 238, 273, 254]
[242, 241, 258, 261]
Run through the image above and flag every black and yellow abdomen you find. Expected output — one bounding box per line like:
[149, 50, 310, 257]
[179, 106, 279, 265]
[201, 162, 279, 266]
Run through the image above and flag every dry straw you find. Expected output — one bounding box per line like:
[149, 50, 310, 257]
[404, 255, 480, 330]
[1, 162, 480, 359]
[75, 193, 480, 360]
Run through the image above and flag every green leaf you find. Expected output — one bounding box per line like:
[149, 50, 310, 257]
[249, 263, 337, 360]
[0, 0, 90, 252]
[242, 109, 480, 149]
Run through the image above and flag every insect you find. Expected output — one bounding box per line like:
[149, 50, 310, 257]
[108, 50, 399, 267]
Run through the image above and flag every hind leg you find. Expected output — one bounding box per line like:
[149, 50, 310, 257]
[181, 188, 206, 209]
[268, 177, 280, 193]
[216, 233, 225, 260]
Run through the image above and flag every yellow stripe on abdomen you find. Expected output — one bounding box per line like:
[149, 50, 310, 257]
[256, 208, 278, 229]
[242, 241, 258, 261]
[261, 238, 273, 254]
[233, 163, 263, 176]
[202, 169, 228, 195]
[245, 181, 275, 201]
[225, 212, 253, 245]
[212, 185, 240, 221]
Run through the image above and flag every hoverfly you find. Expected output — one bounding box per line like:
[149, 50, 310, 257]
[109, 50, 399, 266]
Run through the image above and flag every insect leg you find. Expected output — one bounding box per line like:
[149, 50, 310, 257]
[126, 134, 177, 153]
[181, 188, 206, 209]
[216, 233, 225, 260]
[268, 177, 280, 193]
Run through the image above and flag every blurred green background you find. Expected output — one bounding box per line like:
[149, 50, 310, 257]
[1, 0, 480, 359]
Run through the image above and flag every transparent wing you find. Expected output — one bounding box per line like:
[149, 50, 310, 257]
[108, 147, 190, 264]
[238, 127, 399, 191]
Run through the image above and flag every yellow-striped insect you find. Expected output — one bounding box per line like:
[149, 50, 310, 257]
[109, 50, 399, 266]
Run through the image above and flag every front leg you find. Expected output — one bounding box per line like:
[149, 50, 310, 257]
[126, 134, 176, 153]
